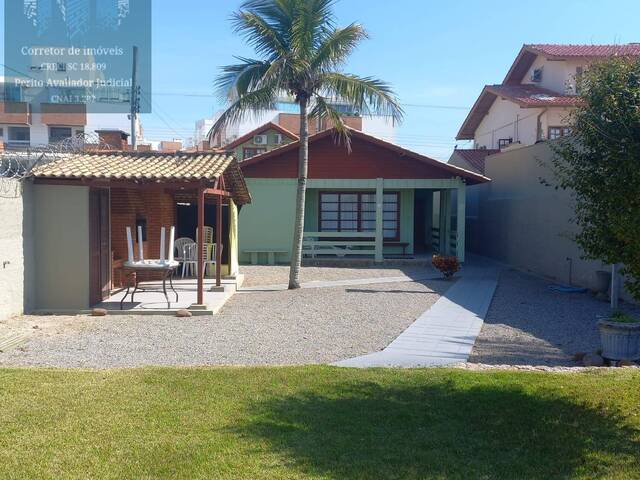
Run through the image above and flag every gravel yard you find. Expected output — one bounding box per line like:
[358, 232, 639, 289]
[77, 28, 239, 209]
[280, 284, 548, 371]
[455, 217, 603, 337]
[239, 264, 433, 287]
[469, 268, 640, 366]
[0, 266, 448, 368]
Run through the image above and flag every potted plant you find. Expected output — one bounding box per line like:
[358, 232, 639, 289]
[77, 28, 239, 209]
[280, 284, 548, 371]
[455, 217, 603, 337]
[598, 311, 640, 361]
[432, 255, 460, 279]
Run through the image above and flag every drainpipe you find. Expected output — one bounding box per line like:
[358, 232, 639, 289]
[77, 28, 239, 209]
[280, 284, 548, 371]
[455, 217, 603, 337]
[536, 108, 548, 142]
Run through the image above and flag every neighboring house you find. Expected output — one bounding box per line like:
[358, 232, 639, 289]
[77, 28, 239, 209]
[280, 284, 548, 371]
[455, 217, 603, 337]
[195, 95, 397, 147]
[237, 127, 488, 265]
[455, 43, 640, 151]
[224, 122, 298, 161]
[0, 77, 141, 148]
[451, 43, 640, 299]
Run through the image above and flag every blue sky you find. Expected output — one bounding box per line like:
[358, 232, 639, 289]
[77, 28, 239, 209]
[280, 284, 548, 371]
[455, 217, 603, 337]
[4, 0, 640, 160]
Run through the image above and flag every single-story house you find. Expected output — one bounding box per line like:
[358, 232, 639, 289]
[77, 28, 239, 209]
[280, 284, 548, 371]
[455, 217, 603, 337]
[26, 150, 251, 312]
[237, 127, 489, 265]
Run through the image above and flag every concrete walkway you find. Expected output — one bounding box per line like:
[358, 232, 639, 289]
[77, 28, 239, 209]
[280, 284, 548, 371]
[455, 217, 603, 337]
[336, 260, 500, 367]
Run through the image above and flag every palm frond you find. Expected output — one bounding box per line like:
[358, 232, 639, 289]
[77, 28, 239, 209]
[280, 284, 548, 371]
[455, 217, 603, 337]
[208, 86, 279, 141]
[232, 10, 289, 59]
[320, 72, 404, 124]
[311, 23, 368, 71]
[214, 57, 272, 100]
[309, 95, 351, 150]
[240, 0, 296, 46]
[291, 0, 336, 59]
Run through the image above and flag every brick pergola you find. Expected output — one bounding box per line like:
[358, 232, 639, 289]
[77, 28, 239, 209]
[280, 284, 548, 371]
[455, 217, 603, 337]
[30, 151, 251, 306]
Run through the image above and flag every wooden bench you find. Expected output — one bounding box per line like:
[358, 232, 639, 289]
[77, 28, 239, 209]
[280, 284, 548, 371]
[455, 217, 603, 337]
[384, 241, 410, 255]
[244, 250, 287, 265]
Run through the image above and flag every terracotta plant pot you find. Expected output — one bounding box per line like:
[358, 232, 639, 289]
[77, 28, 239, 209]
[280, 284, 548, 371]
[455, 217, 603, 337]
[431, 255, 460, 280]
[598, 318, 640, 361]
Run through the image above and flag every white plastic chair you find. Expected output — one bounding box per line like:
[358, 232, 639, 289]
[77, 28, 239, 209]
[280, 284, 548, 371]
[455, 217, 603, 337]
[181, 242, 224, 278]
[174, 237, 194, 261]
[181, 242, 198, 278]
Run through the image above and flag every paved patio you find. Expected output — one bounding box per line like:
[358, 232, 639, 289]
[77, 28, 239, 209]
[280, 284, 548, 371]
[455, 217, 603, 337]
[97, 277, 239, 315]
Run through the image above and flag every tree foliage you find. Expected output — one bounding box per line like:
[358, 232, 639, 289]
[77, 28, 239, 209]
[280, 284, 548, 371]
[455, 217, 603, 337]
[551, 57, 640, 299]
[210, 0, 403, 288]
[211, 0, 403, 142]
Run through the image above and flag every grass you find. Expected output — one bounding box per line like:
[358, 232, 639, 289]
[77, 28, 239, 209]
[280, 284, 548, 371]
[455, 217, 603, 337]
[1, 367, 640, 479]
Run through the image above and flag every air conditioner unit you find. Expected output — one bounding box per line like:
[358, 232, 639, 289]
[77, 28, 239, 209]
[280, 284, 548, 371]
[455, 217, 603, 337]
[274, 133, 283, 145]
[253, 134, 268, 145]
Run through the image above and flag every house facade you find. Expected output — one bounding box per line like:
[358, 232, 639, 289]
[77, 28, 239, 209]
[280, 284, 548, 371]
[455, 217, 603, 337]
[456, 44, 640, 151]
[237, 127, 488, 265]
[450, 43, 640, 299]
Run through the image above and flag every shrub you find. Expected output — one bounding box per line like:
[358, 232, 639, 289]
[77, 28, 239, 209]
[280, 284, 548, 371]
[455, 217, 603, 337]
[610, 311, 639, 324]
[551, 57, 640, 301]
[432, 255, 460, 279]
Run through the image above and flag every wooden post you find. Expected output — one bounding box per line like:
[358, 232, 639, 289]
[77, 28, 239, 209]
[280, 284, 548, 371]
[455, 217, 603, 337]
[197, 185, 205, 305]
[456, 182, 466, 262]
[375, 177, 384, 263]
[216, 193, 222, 287]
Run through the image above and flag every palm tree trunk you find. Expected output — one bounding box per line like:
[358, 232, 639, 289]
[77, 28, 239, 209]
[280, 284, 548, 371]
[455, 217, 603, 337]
[288, 96, 309, 289]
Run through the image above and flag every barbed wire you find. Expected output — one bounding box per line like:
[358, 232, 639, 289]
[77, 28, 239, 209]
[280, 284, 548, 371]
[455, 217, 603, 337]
[0, 132, 113, 197]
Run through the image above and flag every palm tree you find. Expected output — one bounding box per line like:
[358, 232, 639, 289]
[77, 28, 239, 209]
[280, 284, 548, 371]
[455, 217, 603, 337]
[210, 0, 403, 289]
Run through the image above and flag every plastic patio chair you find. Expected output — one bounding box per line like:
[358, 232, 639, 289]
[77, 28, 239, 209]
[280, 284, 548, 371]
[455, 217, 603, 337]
[203, 243, 224, 277]
[181, 242, 198, 278]
[196, 226, 214, 244]
[174, 237, 194, 261]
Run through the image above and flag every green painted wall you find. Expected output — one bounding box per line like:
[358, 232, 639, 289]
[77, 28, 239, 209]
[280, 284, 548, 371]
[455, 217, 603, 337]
[238, 178, 298, 263]
[238, 182, 453, 262]
[304, 189, 319, 231]
[33, 184, 90, 311]
[233, 128, 295, 161]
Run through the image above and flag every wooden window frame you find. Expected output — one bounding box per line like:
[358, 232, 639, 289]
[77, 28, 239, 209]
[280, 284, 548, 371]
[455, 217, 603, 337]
[318, 191, 400, 241]
[548, 126, 572, 140]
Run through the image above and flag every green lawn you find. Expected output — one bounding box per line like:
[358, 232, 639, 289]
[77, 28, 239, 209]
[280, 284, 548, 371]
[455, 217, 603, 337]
[1, 367, 640, 479]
